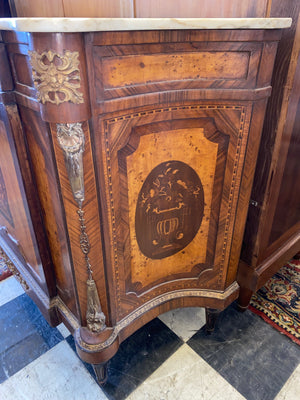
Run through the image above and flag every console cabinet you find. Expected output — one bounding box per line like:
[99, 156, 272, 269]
[0, 17, 290, 382]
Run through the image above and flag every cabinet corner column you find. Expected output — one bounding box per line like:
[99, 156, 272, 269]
[28, 32, 109, 339]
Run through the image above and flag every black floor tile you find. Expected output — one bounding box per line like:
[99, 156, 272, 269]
[188, 303, 300, 400]
[0, 294, 63, 383]
[67, 317, 184, 400]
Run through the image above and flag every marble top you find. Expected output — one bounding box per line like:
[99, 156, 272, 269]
[0, 18, 292, 33]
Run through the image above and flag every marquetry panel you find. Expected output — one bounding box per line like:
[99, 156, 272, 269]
[134, 159, 206, 261]
[127, 125, 219, 288]
[102, 51, 250, 88]
[99, 104, 250, 320]
[93, 42, 262, 102]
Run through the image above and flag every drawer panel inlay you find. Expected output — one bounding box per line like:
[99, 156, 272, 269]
[102, 51, 250, 89]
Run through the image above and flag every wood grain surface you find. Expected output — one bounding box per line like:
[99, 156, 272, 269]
[9, 0, 269, 18]
[135, 0, 270, 18]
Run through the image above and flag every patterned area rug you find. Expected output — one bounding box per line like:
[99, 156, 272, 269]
[250, 257, 300, 345]
[0, 253, 12, 282]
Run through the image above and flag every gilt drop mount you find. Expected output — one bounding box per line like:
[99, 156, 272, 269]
[56, 122, 106, 333]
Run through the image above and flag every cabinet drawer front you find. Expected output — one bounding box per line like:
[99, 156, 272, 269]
[99, 104, 251, 319]
[102, 51, 249, 87]
[93, 42, 261, 102]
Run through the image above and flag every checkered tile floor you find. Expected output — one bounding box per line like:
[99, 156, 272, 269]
[1, 276, 300, 400]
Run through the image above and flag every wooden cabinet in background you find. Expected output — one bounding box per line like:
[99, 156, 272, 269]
[237, 1, 300, 309]
[8, 0, 272, 18]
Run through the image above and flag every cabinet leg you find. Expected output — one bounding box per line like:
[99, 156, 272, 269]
[205, 308, 221, 333]
[294, 252, 300, 260]
[237, 287, 253, 312]
[92, 362, 108, 386]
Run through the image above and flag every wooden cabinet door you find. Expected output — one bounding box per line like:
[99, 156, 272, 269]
[97, 104, 251, 320]
[86, 28, 279, 323]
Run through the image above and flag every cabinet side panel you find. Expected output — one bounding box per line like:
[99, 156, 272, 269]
[17, 105, 80, 317]
[0, 109, 43, 279]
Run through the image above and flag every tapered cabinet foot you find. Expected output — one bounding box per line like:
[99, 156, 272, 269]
[237, 287, 254, 312]
[92, 362, 108, 386]
[205, 308, 221, 333]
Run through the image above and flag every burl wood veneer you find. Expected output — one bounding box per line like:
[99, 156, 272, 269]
[0, 17, 291, 382]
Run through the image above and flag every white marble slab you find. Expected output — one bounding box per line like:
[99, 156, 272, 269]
[127, 344, 246, 400]
[159, 307, 206, 342]
[0, 17, 292, 33]
[0, 276, 24, 307]
[275, 362, 300, 400]
[0, 341, 108, 400]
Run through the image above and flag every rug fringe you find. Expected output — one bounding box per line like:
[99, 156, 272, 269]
[249, 305, 300, 346]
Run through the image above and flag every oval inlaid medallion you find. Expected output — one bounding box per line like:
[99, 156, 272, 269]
[135, 160, 204, 259]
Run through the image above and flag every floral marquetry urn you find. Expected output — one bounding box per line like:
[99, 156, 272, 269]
[135, 160, 205, 260]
